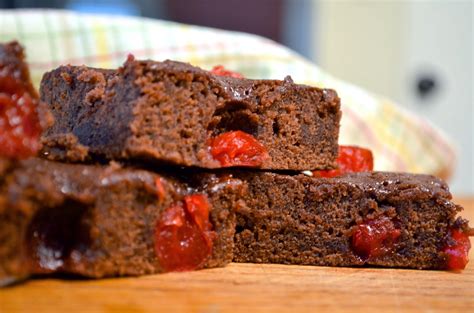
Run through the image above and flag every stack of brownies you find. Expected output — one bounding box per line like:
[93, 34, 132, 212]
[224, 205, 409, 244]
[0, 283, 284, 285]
[0, 41, 471, 286]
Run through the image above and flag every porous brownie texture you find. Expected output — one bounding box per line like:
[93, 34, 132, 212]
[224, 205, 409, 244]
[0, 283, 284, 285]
[0, 158, 244, 285]
[233, 171, 470, 270]
[40, 59, 340, 170]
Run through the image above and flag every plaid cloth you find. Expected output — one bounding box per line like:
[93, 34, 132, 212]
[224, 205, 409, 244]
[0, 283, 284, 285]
[0, 9, 456, 178]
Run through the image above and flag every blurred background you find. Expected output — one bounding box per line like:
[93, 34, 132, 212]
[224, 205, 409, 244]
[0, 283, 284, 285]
[1, 0, 472, 194]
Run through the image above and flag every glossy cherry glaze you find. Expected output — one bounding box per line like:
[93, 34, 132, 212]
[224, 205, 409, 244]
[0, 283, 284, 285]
[352, 216, 401, 260]
[0, 73, 42, 159]
[210, 65, 244, 78]
[155, 194, 215, 272]
[443, 228, 471, 271]
[208, 130, 269, 167]
[314, 146, 373, 178]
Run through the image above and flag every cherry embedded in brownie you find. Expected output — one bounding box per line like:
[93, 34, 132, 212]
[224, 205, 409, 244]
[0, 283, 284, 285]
[443, 228, 471, 271]
[351, 215, 401, 260]
[313, 145, 374, 178]
[208, 130, 270, 167]
[155, 194, 216, 272]
[210, 65, 244, 78]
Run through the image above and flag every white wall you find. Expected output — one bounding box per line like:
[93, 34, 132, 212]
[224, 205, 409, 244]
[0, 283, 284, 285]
[316, 1, 406, 100]
[315, 0, 473, 194]
[403, 1, 473, 195]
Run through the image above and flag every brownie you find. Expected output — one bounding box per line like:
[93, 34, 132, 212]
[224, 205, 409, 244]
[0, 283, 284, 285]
[39, 58, 340, 170]
[233, 171, 470, 270]
[0, 158, 244, 286]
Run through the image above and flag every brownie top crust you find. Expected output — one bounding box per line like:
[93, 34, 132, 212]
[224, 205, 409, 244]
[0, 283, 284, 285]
[332, 171, 451, 199]
[238, 171, 451, 200]
[128, 59, 339, 101]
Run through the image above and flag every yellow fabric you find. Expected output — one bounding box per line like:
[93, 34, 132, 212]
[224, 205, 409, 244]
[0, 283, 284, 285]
[0, 9, 456, 177]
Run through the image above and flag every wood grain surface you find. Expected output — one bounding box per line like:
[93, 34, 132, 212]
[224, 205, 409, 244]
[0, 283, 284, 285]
[1, 197, 473, 313]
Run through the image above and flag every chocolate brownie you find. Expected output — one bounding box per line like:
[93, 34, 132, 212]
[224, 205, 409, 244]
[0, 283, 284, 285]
[233, 171, 471, 270]
[0, 158, 244, 286]
[40, 58, 340, 170]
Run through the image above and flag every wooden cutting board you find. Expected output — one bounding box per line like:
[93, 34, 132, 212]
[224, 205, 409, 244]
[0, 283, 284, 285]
[1, 198, 473, 313]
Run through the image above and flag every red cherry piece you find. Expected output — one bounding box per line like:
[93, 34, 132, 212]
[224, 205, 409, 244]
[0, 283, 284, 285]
[184, 194, 210, 232]
[443, 229, 471, 271]
[126, 53, 135, 63]
[209, 131, 269, 167]
[352, 216, 401, 260]
[314, 145, 374, 178]
[0, 76, 42, 159]
[210, 65, 244, 78]
[154, 194, 214, 272]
